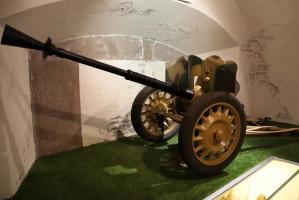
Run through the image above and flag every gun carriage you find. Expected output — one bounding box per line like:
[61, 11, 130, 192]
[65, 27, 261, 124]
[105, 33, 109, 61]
[1, 25, 246, 174]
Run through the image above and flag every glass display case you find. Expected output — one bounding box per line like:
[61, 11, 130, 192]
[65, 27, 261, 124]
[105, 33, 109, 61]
[204, 157, 299, 200]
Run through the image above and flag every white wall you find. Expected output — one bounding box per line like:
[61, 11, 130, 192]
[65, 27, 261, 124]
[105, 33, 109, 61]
[0, 0, 62, 19]
[235, 0, 299, 123]
[80, 60, 165, 146]
[2, 0, 237, 55]
[181, 0, 249, 43]
[0, 26, 36, 199]
[189, 0, 299, 124]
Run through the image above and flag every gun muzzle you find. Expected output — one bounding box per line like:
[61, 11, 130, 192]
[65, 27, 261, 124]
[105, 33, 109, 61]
[1, 25, 45, 51]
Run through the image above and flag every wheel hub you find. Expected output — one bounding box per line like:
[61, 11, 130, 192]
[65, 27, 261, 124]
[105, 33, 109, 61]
[141, 91, 176, 135]
[214, 129, 224, 144]
[152, 101, 169, 115]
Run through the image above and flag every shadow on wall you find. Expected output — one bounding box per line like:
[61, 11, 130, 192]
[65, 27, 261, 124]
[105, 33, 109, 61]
[32, 104, 129, 142]
[31, 103, 82, 156]
[29, 57, 84, 156]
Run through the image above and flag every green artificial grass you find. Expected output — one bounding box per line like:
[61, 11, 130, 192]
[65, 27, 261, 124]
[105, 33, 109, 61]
[10, 124, 299, 200]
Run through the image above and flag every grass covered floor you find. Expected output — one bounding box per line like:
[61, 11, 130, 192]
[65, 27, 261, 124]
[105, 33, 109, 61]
[11, 133, 299, 200]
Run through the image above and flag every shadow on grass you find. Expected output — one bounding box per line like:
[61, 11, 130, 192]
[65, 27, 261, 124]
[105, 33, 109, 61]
[142, 142, 229, 181]
[118, 135, 299, 181]
[108, 136, 229, 198]
[117, 136, 149, 146]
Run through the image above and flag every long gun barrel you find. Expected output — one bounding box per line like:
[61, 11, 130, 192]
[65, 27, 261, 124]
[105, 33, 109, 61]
[1, 25, 193, 99]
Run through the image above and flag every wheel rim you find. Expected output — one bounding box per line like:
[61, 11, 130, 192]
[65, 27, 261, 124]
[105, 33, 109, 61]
[192, 102, 241, 166]
[141, 91, 177, 136]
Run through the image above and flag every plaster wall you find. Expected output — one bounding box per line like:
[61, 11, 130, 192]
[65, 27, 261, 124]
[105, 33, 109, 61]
[0, 26, 36, 199]
[182, 0, 249, 42]
[189, 0, 299, 124]
[0, 0, 61, 19]
[29, 53, 83, 157]
[80, 60, 165, 146]
[235, 0, 299, 123]
[1, 0, 237, 54]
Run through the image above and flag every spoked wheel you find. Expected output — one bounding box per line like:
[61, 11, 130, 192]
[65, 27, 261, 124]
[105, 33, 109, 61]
[179, 92, 246, 174]
[131, 86, 179, 142]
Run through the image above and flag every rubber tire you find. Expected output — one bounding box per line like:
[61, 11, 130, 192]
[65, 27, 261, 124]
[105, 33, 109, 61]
[179, 92, 246, 174]
[131, 86, 179, 143]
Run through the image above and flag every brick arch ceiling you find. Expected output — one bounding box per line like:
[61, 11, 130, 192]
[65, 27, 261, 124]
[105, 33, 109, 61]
[1, 0, 237, 54]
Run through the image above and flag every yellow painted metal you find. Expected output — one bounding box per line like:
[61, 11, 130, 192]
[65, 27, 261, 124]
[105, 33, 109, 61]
[141, 90, 178, 136]
[192, 102, 241, 166]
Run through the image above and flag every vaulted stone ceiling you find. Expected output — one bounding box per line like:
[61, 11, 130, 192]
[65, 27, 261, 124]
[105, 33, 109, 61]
[0, 0, 237, 54]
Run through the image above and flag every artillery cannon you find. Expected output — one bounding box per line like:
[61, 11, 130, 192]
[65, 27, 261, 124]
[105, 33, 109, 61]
[1, 25, 246, 174]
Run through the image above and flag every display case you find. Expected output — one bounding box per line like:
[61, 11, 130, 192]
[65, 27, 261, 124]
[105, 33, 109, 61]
[204, 157, 299, 200]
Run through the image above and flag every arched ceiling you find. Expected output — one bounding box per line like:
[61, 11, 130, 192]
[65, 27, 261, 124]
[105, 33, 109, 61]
[0, 0, 62, 19]
[1, 0, 237, 54]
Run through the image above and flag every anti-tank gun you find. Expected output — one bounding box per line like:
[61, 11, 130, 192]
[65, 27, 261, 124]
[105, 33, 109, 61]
[1, 25, 246, 174]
